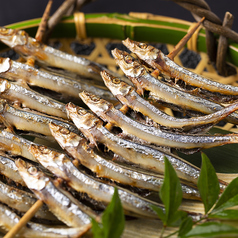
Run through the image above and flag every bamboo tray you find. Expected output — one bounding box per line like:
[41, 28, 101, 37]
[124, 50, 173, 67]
[2, 12, 238, 237]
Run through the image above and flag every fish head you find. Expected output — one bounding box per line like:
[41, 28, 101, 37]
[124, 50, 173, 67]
[15, 158, 49, 191]
[66, 101, 102, 130]
[49, 122, 86, 149]
[0, 99, 7, 113]
[29, 144, 69, 179]
[111, 48, 145, 78]
[101, 70, 133, 97]
[79, 91, 113, 119]
[0, 27, 28, 48]
[122, 38, 159, 61]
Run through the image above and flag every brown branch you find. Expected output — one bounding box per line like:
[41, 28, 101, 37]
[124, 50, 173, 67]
[35, 0, 53, 42]
[216, 12, 236, 76]
[168, 17, 205, 60]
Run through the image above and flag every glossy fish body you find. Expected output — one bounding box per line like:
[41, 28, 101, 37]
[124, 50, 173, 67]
[0, 202, 90, 238]
[0, 57, 114, 102]
[49, 122, 200, 200]
[0, 130, 37, 162]
[0, 77, 67, 119]
[0, 153, 26, 185]
[15, 159, 95, 227]
[65, 102, 229, 191]
[101, 70, 238, 133]
[79, 91, 238, 151]
[0, 27, 125, 85]
[111, 48, 238, 125]
[29, 144, 164, 219]
[0, 179, 56, 220]
[122, 38, 238, 103]
[0, 100, 78, 139]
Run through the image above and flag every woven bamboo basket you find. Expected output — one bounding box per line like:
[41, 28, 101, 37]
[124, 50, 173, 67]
[2, 9, 238, 238]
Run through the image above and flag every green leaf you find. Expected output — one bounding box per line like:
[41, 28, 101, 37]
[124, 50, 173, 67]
[159, 156, 183, 225]
[209, 209, 238, 220]
[91, 187, 125, 238]
[184, 222, 238, 237]
[91, 218, 104, 238]
[150, 205, 166, 223]
[169, 210, 188, 227]
[197, 153, 220, 214]
[213, 177, 238, 212]
[178, 216, 193, 237]
[101, 187, 125, 238]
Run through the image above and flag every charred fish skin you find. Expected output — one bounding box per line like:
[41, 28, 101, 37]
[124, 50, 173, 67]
[0, 77, 67, 119]
[15, 158, 96, 228]
[0, 99, 78, 139]
[101, 70, 238, 133]
[0, 202, 90, 238]
[29, 143, 164, 219]
[0, 57, 115, 103]
[111, 48, 238, 125]
[122, 38, 238, 101]
[79, 91, 238, 151]
[49, 122, 200, 200]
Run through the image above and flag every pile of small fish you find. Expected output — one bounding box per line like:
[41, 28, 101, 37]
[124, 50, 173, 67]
[0, 26, 237, 236]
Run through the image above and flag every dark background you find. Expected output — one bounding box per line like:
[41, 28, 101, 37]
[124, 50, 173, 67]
[0, 0, 238, 32]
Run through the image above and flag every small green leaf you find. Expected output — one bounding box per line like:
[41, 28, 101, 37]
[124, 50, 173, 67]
[184, 222, 238, 237]
[169, 210, 188, 227]
[91, 187, 125, 238]
[197, 153, 220, 214]
[213, 177, 238, 212]
[151, 205, 166, 223]
[91, 218, 104, 238]
[159, 156, 183, 225]
[178, 216, 193, 237]
[209, 209, 238, 220]
[102, 187, 125, 238]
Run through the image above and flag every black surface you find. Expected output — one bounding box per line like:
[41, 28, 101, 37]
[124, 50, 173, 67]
[0, 0, 238, 33]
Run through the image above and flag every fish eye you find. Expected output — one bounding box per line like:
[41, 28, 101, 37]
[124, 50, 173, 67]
[91, 95, 100, 102]
[112, 78, 121, 84]
[77, 108, 87, 116]
[139, 43, 147, 49]
[125, 55, 134, 64]
[28, 166, 38, 175]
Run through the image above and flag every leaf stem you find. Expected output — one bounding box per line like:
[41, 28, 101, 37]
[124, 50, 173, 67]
[160, 226, 166, 238]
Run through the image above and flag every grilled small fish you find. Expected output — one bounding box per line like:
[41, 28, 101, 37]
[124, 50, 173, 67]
[0, 202, 90, 238]
[79, 91, 238, 151]
[0, 179, 57, 221]
[0, 99, 78, 140]
[16, 159, 97, 227]
[111, 48, 238, 125]
[122, 38, 238, 103]
[0, 77, 67, 119]
[101, 70, 238, 133]
[29, 143, 166, 219]
[65, 101, 227, 190]
[0, 57, 115, 103]
[49, 122, 200, 200]
[0, 27, 127, 85]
